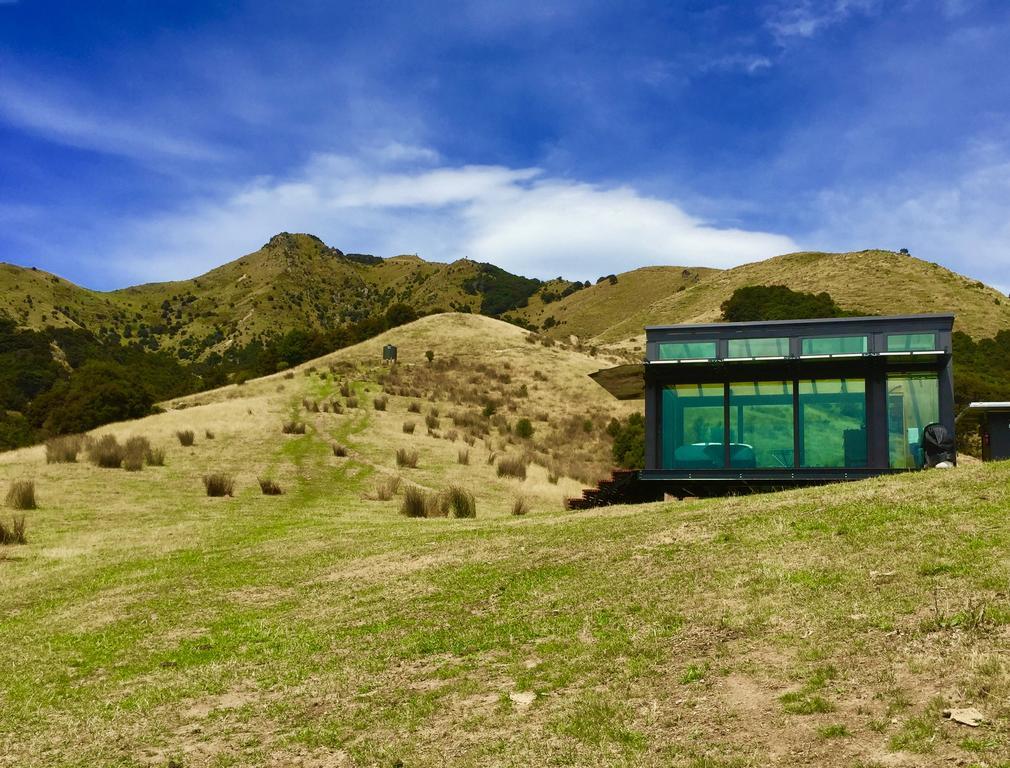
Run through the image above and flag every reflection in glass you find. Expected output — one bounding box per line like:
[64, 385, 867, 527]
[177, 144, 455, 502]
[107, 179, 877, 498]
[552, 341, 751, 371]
[888, 373, 939, 468]
[726, 337, 790, 358]
[886, 333, 936, 351]
[798, 379, 867, 467]
[661, 383, 725, 468]
[801, 336, 867, 356]
[658, 341, 717, 360]
[729, 381, 794, 468]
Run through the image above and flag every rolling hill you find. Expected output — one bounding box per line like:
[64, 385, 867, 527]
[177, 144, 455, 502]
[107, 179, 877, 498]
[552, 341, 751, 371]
[2, 311, 1009, 766]
[5, 237, 1008, 369]
[513, 250, 1010, 346]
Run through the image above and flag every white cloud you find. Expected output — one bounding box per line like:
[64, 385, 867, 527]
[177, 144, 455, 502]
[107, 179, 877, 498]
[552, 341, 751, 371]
[808, 144, 1010, 294]
[99, 152, 798, 284]
[764, 0, 881, 43]
[0, 76, 219, 162]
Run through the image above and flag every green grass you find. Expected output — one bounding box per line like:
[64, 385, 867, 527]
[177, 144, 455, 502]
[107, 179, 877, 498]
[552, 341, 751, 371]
[3, 362, 1010, 765]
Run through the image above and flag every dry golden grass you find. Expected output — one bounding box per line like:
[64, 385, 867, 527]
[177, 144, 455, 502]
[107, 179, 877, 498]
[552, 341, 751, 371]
[9, 314, 1008, 766]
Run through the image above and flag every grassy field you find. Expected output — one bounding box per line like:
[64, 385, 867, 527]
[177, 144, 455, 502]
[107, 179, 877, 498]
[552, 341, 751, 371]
[3, 315, 1010, 767]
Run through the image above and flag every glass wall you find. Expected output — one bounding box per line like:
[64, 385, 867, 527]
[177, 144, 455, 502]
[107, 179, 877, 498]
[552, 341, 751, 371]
[661, 383, 725, 468]
[727, 337, 789, 358]
[728, 381, 794, 467]
[658, 341, 717, 360]
[888, 373, 939, 468]
[801, 336, 867, 356]
[798, 379, 867, 467]
[886, 333, 936, 351]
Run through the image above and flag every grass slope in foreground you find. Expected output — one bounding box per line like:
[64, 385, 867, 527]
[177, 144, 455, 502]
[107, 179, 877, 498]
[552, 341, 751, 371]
[2, 318, 1010, 767]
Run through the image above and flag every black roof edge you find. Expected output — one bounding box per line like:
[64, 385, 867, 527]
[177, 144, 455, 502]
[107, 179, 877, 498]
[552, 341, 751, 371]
[645, 312, 955, 332]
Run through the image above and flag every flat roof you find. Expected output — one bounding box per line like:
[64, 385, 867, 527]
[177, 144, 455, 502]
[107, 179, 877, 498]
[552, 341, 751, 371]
[645, 312, 955, 332]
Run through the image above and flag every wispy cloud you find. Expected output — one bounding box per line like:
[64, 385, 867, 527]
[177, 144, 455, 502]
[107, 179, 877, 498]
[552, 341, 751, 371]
[764, 0, 881, 42]
[0, 75, 220, 163]
[97, 147, 798, 285]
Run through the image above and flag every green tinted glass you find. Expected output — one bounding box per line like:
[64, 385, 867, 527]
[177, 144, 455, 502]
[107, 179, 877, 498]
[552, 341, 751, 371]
[887, 373, 939, 469]
[661, 383, 725, 469]
[657, 341, 717, 360]
[728, 381, 794, 468]
[798, 379, 867, 467]
[886, 333, 936, 351]
[726, 337, 790, 358]
[801, 336, 867, 356]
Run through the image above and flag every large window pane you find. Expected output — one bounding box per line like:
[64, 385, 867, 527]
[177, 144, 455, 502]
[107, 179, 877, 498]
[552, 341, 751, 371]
[727, 337, 790, 358]
[886, 333, 936, 351]
[729, 381, 794, 468]
[888, 373, 939, 469]
[799, 379, 867, 467]
[658, 341, 717, 360]
[661, 383, 725, 468]
[801, 336, 867, 356]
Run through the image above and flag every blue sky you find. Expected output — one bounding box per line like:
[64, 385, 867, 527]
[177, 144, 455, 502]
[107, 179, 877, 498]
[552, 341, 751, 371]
[2, 0, 1009, 292]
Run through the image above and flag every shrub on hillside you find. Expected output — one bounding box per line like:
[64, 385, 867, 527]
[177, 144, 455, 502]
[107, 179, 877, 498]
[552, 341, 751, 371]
[400, 486, 429, 518]
[610, 413, 645, 469]
[497, 455, 527, 480]
[373, 475, 401, 501]
[720, 285, 848, 323]
[258, 478, 283, 495]
[203, 473, 234, 497]
[45, 435, 83, 464]
[5, 480, 36, 511]
[88, 435, 125, 468]
[515, 418, 534, 439]
[0, 514, 27, 545]
[396, 448, 419, 468]
[444, 485, 476, 518]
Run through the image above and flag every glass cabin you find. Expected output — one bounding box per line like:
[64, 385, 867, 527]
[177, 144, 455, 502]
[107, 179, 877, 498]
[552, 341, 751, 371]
[593, 314, 955, 496]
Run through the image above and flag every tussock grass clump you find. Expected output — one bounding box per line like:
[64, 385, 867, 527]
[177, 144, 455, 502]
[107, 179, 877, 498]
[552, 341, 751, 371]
[124, 436, 151, 460]
[407, 401, 421, 413]
[374, 475, 402, 501]
[45, 435, 83, 464]
[346, 396, 359, 409]
[400, 486, 429, 518]
[497, 456, 528, 480]
[547, 464, 561, 484]
[486, 450, 498, 466]
[205, 429, 215, 439]
[444, 485, 476, 518]
[5, 480, 37, 511]
[332, 443, 349, 457]
[396, 448, 419, 468]
[457, 448, 470, 465]
[425, 413, 439, 430]
[340, 382, 352, 397]
[202, 473, 235, 497]
[258, 478, 283, 495]
[445, 430, 458, 442]
[145, 447, 166, 466]
[123, 453, 144, 472]
[0, 514, 28, 545]
[511, 495, 530, 516]
[176, 430, 196, 447]
[88, 435, 125, 469]
[402, 421, 416, 434]
[282, 421, 306, 435]
[330, 400, 344, 414]
[373, 396, 388, 411]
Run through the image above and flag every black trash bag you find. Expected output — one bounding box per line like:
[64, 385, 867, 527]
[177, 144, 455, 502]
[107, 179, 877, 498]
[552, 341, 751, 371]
[922, 422, 957, 467]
